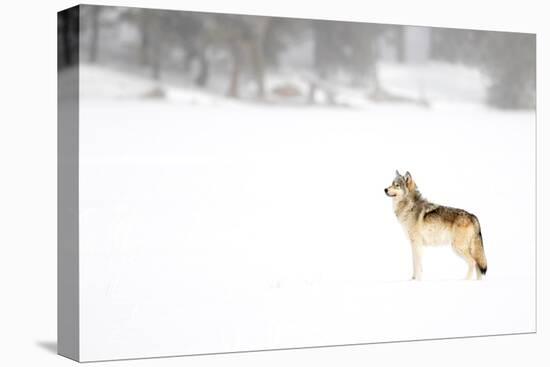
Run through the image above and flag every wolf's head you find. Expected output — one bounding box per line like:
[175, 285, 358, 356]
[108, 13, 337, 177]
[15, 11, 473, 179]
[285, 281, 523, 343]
[384, 170, 417, 199]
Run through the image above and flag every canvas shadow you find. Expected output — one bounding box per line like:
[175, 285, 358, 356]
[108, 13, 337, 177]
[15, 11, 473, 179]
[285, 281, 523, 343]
[36, 340, 57, 354]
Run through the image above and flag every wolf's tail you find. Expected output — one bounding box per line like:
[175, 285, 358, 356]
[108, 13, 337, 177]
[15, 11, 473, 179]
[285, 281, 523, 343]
[470, 216, 487, 275]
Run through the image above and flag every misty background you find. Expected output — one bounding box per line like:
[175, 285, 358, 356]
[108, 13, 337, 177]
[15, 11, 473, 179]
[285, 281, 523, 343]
[59, 5, 535, 110]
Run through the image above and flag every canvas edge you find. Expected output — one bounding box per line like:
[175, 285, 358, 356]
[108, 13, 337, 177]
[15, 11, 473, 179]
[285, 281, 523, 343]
[57, 4, 81, 362]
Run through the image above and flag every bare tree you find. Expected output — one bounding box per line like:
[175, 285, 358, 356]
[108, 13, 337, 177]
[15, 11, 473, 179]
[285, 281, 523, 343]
[138, 10, 150, 66]
[177, 13, 211, 87]
[89, 6, 101, 62]
[248, 17, 272, 99]
[58, 7, 79, 69]
[145, 10, 164, 80]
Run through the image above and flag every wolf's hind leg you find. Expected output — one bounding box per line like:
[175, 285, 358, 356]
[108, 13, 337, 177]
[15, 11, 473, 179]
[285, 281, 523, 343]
[474, 264, 482, 280]
[465, 257, 477, 280]
[453, 243, 477, 280]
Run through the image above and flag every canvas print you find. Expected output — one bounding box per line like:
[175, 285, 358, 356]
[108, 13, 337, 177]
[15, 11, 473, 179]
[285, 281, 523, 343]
[58, 5, 536, 362]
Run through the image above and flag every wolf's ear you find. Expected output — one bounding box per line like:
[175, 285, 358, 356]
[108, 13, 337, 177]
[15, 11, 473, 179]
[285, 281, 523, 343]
[395, 170, 401, 177]
[404, 171, 416, 190]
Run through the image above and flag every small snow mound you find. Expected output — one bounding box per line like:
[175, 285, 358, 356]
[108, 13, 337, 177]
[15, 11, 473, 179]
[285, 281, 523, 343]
[378, 61, 489, 105]
[165, 88, 219, 106]
[79, 64, 220, 106]
[79, 64, 156, 99]
[140, 86, 166, 99]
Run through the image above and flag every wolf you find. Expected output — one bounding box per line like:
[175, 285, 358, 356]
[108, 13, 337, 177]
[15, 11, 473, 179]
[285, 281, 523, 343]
[384, 170, 487, 280]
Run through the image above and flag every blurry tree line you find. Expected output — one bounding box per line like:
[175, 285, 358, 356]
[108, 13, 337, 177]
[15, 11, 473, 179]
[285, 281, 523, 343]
[59, 5, 535, 109]
[431, 28, 535, 109]
[58, 6, 79, 69]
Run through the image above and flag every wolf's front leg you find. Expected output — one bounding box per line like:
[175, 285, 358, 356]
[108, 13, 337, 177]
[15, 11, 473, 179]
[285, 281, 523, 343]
[411, 242, 423, 280]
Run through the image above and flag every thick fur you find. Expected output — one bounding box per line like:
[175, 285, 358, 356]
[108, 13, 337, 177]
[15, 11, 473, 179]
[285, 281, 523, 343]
[385, 171, 487, 280]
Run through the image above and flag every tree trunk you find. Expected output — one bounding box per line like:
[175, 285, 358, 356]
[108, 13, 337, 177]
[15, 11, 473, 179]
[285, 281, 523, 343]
[59, 11, 75, 67]
[151, 52, 161, 80]
[139, 11, 150, 66]
[195, 51, 209, 87]
[250, 18, 271, 99]
[308, 82, 317, 104]
[183, 48, 196, 72]
[396, 26, 405, 63]
[250, 45, 265, 99]
[227, 41, 242, 98]
[89, 7, 100, 63]
[150, 36, 161, 80]
[149, 12, 162, 80]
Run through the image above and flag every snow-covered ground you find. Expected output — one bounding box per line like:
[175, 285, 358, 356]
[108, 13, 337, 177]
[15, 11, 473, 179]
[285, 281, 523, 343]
[79, 60, 489, 107]
[77, 64, 536, 361]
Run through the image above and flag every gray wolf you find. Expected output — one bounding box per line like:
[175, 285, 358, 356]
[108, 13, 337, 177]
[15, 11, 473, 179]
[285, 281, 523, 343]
[384, 170, 487, 280]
